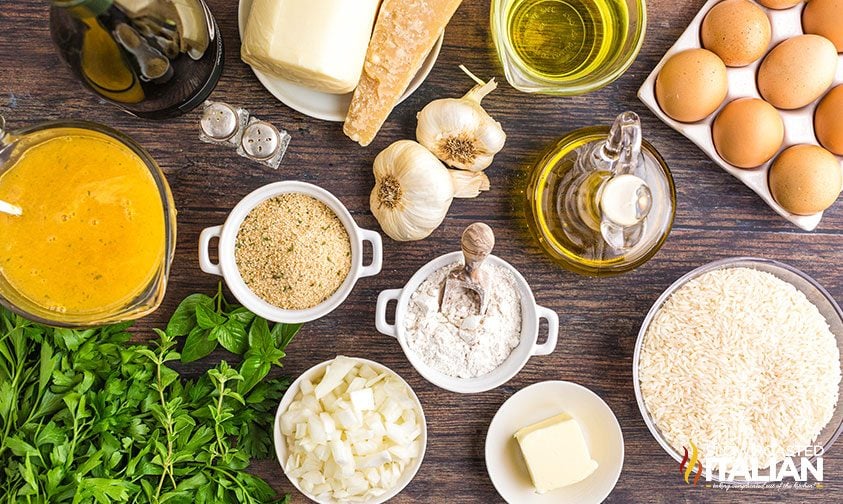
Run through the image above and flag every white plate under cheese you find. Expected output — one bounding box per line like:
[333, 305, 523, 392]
[237, 0, 444, 122]
[485, 381, 624, 504]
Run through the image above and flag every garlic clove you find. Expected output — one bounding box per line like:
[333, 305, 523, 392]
[476, 120, 506, 154]
[469, 153, 496, 173]
[450, 170, 490, 198]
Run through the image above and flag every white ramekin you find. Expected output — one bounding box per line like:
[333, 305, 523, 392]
[273, 356, 427, 504]
[199, 181, 382, 323]
[375, 251, 559, 394]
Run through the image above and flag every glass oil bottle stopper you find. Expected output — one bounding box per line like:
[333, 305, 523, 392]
[588, 111, 653, 250]
[557, 112, 652, 253]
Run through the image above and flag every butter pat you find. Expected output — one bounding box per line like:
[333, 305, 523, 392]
[514, 413, 598, 493]
[240, 0, 379, 94]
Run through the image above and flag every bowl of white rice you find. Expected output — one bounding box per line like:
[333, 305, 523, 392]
[633, 257, 843, 483]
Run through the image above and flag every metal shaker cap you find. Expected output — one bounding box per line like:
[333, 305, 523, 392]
[241, 121, 280, 160]
[200, 101, 239, 141]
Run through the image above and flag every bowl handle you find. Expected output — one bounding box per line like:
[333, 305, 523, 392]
[375, 289, 403, 338]
[199, 225, 223, 276]
[358, 228, 383, 278]
[532, 305, 559, 356]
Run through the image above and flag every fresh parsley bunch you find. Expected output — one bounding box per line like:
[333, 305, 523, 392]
[0, 286, 299, 503]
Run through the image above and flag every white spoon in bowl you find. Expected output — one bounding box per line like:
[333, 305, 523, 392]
[0, 200, 22, 216]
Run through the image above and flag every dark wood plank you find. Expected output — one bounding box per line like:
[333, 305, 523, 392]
[1, 0, 841, 502]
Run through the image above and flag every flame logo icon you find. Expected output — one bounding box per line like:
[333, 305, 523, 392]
[679, 441, 703, 485]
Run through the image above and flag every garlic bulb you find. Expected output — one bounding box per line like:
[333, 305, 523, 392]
[370, 140, 490, 241]
[416, 67, 507, 172]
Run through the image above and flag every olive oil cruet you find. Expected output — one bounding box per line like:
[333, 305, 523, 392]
[525, 112, 675, 276]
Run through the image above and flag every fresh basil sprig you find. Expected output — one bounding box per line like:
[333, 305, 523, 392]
[167, 284, 301, 396]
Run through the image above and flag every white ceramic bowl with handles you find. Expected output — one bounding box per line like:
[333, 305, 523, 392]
[375, 251, 559, 393]
[199, 181, 382, 323]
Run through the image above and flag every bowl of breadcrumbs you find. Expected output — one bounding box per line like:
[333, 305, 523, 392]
[199, 181, 382, 323]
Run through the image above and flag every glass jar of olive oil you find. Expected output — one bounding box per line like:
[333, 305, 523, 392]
[491, 0, 647, 95]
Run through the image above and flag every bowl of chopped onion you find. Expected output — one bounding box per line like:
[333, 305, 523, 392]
[274, 356, 427, 503]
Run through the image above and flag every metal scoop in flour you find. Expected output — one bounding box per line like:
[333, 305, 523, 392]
[440, 222, 495, 316]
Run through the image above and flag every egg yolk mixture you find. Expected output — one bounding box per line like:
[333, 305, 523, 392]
[0, 130, 166, 315]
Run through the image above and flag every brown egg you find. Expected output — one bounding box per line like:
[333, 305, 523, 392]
[816, 85, 843, 155]
[757, 35, 838, 109]
[769, 145, 842, 215]
[656, 49, 729, 122]
[712, 98, 784, 168]
[803, 0, 843, 52]
[757, 0, 803, 8]
[701, 0, 771, 67]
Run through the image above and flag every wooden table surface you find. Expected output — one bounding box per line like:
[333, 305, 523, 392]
[2, 0, 842, 502]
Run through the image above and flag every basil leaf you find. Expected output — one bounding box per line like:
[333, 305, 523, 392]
[238, 356, 270, 396]
[264, 348, 286, 367]
[271, 323, 302, 351]
[213, 321, 247, 355]
[181, 327, 217, 363]
[195, 304, 225, 330]
[166, 294, 213, 337]
[228, 307, 256, 326]
[247, 318, 272, 354]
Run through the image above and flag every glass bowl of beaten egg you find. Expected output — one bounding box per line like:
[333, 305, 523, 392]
[0, 119, 176, 327]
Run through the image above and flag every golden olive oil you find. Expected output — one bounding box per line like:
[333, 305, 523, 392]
[504, 0, 629, 81]
[525, 128, 675, 276]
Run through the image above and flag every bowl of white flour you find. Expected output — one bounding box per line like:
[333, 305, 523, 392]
[375, 251, 559, 393]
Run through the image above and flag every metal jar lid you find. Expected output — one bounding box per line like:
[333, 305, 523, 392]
[241, 121, 281, 160]
[200, 101, 239, 141]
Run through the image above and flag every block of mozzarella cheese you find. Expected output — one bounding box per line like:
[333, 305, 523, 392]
[240, 0, 379, 94]
[514, 413, 599, 493]
[344, 0, 464, 146]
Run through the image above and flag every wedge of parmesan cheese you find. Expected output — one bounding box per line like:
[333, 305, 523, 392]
[240, 0, 379, 94]
[343, 0, 464, 146]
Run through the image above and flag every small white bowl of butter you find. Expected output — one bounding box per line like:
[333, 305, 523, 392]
[375, 251, 559, 394]
[485, 381, 624, 504]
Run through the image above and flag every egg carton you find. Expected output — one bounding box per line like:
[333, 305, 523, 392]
[638, 0, 843, 231]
